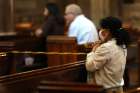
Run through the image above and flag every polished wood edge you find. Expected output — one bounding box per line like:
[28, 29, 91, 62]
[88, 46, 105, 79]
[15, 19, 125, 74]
[0, 61, 85, 83]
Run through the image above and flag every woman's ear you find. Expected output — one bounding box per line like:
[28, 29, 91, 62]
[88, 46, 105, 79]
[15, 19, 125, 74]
[99, 30, 105, 41]
[99, 29, 110, 41]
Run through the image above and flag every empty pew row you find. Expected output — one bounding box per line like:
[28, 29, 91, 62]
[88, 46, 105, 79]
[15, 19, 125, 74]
[0, 61, 104, 93]
[0, 35, 91, 75]
[0, 36, 47, 74]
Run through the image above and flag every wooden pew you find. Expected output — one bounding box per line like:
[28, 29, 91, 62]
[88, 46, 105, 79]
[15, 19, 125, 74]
[0, 32, 17, 41]
[12, 35, 85, 72]
[37, 81, 104, 93]
[0, 41, 15, 52]
[0, 32, 47, 74]
[47, 35, 78, 66]
[0, 41, 16, 75]
[0, 61, 104, 93]
[0, 53, 13, 76]
[0, 35, 90, 74]
[0, 36, 47, 74]
[0, 62, 104, 93]
[47, 35, 91, 66]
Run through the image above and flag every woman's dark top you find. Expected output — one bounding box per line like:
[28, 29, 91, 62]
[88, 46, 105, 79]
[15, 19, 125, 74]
[35, 15, 65, 67]
[42, 15, 65, 36]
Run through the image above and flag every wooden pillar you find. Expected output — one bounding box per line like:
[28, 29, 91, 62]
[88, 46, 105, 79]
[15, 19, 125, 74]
[0, 0, 5, 32]
[90, 0, 121, 27]
[90, 0, 110, 27]
[1, 0, 15, 32]
[9, 0, 15, 32]
[77, 0, 91, 18]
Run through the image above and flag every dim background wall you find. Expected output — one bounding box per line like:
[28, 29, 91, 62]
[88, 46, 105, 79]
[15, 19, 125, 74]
[1, 0, 140, 32]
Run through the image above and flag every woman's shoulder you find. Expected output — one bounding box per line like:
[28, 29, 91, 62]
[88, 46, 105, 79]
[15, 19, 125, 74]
[49, 15, 65, 24]
[99, 39, 116, 50]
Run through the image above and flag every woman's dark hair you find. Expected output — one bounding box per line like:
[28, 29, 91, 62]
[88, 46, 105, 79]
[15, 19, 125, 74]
[45, 3, 60, 16]
[45, 3, 64, 24]
[100, 16, 131, 47]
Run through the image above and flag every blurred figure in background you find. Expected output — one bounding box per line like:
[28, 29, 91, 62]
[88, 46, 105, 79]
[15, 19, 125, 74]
[122, 19, 139, 41]
[35, 3, 65, 37]
[34, 3, 65, 67]
[64, 4, 99, 45]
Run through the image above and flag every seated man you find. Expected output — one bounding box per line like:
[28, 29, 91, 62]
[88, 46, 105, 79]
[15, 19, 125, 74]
[64, 4, 99, 45]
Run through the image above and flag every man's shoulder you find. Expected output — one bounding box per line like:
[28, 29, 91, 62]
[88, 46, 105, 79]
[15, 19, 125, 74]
[73, 15, 93, 25]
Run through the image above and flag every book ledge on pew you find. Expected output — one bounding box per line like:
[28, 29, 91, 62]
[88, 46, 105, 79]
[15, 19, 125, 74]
[0, 51, 87, 57]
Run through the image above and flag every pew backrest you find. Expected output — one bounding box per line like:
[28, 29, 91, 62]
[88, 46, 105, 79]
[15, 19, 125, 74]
[0, 61, 87, 93]
[47, 35, 79, 66]
[37, 81, 104, 93]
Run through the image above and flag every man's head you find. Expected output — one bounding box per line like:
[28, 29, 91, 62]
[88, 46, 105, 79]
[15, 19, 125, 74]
[65, 4, 82, 25]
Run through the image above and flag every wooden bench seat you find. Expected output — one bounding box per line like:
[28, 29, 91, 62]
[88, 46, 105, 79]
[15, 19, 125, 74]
[0, 61, 87, 93]
[38, 81, 104, 93]
[0, 61, 105, 93]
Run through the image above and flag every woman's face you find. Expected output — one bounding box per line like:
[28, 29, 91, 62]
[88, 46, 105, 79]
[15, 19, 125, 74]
[43, 8, 49, 16]
[99, 28, 110, 42]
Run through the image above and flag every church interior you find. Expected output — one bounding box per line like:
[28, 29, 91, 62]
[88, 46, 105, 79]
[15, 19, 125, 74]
[0, 0, 140, 93]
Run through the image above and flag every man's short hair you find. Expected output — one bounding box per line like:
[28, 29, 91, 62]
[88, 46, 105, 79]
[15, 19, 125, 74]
[65, 4, 82, 16]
